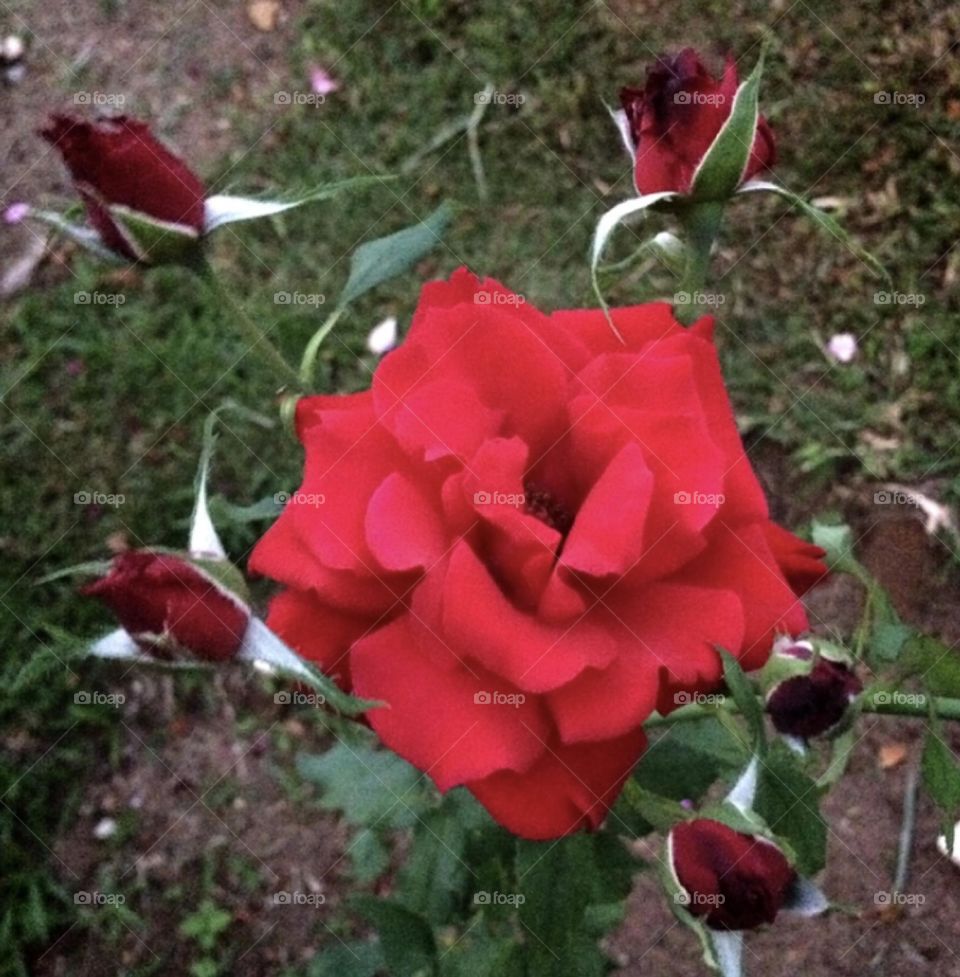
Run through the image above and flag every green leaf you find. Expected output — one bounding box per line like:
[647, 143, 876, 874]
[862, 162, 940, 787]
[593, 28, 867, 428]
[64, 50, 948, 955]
[867, 588, 911, 666]
[624, 718, 747, 833]
[753, 744, 827, 874]
[352, 897, 437, 977]
[810, 519, 860, 575]
[396, 793, 472, 922]
[739, 180, 889, 281]
[620, 780, 689, 832]
[306, 941, 384, 977]
[921, 730, 960, 823]
[296, 738, 430, 829]
[348, 828, 392, 883]
[340, 203, 453, 306]
[439, 930, 524, 977]
[515, 836, 613, 977]
[902, 636, 960, 697]
[720, 649, 766, 751]
[689, 51, 763, 202]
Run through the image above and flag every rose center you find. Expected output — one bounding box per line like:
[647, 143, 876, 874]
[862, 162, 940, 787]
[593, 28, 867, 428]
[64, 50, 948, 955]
[523, 482, 573, 537]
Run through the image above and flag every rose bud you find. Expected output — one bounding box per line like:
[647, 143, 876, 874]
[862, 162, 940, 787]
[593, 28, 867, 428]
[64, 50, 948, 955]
[82, 550, 250, 662]
[618, 48, 775, 197]
[41, 114, 206, 264]
[762, 638, 862, 741]
[669, 818, 796, 931]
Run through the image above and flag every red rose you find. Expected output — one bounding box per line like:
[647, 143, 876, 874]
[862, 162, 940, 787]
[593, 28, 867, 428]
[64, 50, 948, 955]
[250, 268, 824, 840]
[41, 114, 205, 262]
[669, 818, 796, 930]
[619, 48, 776, 196]
[83, 550, 250, 661]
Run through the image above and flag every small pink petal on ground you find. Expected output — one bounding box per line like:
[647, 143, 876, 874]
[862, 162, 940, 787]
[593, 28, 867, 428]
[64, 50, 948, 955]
[309, 64, 340, 96]
[3, 202, 30, 224]
[827, 332, 857, 364]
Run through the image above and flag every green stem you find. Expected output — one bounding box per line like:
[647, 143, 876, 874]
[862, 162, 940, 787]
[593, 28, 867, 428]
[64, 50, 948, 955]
[199, 263, 302, 391]
[644, 693, 960, 728]
[673, 200, 725, 326]
[299, 304, 347, 389]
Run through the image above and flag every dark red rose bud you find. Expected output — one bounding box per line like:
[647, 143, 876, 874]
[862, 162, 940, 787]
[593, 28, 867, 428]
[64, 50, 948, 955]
[767, 657, 862, 740]
[82, 550, 249, 661]
[619, 48, 776, 196]
[41, 114, 206, 261]
[670, 818, 796, 930]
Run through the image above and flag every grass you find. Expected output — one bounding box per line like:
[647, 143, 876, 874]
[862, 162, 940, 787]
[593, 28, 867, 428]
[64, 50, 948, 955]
[1, 0, 959, 971]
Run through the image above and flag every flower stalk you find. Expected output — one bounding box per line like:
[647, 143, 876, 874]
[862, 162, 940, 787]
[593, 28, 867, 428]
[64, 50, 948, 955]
[199, 263, 303, 391]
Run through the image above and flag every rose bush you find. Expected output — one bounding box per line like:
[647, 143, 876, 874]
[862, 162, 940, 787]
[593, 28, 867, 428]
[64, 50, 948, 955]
[250, 268, 825, 839]
[619, 48, 776, 196]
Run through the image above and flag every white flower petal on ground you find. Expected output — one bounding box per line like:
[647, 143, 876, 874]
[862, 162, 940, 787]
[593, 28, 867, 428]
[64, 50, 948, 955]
[367, 315, 399, 355]
[826, 332, 858, 364]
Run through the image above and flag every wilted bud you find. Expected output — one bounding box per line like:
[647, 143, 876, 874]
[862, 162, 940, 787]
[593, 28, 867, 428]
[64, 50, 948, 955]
[82, 550, 250, 661]
[669, 818, 796, 931]
[763, 637, 862, 740]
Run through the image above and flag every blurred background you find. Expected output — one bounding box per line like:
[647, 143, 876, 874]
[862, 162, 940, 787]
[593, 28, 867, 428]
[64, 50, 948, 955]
[2, 0, 960, 974]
